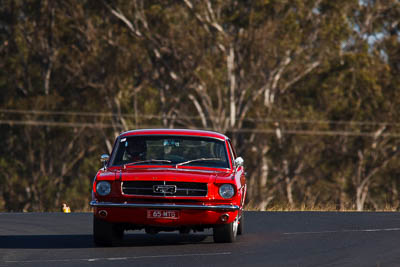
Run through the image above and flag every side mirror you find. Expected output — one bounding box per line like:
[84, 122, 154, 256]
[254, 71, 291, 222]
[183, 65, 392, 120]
[100, 154, 110, 169]
[234, 157, 244, 168]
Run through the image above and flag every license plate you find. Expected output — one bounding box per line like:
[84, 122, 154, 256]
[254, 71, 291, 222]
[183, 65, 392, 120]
[147, 209, 180, 219]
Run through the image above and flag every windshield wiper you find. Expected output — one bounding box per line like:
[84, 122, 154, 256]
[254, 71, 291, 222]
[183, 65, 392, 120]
[175, 158, 220, 168]
[124, 159, 172, 168]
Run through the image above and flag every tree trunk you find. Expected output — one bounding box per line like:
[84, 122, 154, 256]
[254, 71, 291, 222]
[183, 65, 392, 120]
[227, 45, 236, 128]
[339, 176, 347, 210]
[257, 146, 270, 211]
[285, 176, 294, 208]
[356, 183, 369, 211]
[392, 180, 399, 210]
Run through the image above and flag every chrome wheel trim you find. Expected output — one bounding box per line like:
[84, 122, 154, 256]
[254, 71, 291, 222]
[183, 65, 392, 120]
[232, 216, 238, 237]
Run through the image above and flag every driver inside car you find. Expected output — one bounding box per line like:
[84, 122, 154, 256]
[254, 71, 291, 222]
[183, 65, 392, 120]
[126, 139, 147, 162]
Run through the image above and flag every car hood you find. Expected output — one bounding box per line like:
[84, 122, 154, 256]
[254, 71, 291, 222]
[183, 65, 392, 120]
[117, 168, 233, 183]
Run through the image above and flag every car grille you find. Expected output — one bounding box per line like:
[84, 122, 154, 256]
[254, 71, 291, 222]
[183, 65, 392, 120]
[122, 181, 208, 197]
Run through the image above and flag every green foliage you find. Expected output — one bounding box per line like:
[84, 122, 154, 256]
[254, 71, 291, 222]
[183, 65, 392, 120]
[0, 0, 399, 211]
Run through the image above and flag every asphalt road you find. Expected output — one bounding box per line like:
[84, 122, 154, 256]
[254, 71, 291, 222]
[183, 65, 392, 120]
[1, 212, 400, 267]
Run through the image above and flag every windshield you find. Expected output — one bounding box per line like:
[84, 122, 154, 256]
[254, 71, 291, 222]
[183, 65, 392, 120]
[111, 135, 229, 169]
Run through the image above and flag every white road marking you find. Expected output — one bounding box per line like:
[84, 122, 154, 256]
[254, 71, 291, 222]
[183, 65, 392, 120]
[283, 228, 400, 235]
[107, 257, 128, 261]
[4, 252, 231, 264]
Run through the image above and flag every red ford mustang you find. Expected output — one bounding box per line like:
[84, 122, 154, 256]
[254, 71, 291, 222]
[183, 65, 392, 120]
[90, 129, 247, 245]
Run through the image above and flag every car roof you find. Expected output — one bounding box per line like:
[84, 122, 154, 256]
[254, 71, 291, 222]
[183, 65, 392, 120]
[120, 129, 229, 141]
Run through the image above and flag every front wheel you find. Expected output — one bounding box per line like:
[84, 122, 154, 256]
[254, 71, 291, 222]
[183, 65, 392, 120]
[213, 216, 238, 243]
[237, 213, 244, 235]
[93, 216, 123, 246]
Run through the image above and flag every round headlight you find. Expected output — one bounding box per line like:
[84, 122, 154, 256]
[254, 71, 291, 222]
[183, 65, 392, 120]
[219, 184, 235, 199]
[96, 181, 111, 196]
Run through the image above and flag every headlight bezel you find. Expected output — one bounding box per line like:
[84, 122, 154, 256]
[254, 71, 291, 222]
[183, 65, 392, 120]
[96, 181, 111, 196]
[218, 183, 235, 199]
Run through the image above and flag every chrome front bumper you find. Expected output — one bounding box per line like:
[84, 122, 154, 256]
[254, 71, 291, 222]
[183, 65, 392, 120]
[90, 201, 239, 211]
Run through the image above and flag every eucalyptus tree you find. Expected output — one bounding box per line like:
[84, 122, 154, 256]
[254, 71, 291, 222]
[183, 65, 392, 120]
[0, 0, 112, 211]
[1, 0, 399, 211]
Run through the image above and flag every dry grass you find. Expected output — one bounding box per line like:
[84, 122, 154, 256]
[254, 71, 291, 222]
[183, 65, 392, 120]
[245, 203, 399, 212]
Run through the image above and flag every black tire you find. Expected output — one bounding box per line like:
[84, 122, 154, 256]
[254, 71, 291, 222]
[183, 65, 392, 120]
[93, 216, 123, 246]
[179, 228, 191, 234]
[213, 217, 238, 243]
[237, 213, 244, 235]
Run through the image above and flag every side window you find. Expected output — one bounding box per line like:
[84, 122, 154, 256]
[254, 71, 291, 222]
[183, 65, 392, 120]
[228, 140, 237, 157]
[227, 140, 236, 166]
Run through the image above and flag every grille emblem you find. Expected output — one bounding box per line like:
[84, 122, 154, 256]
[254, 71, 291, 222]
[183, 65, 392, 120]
[153, 185, 177, 194]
